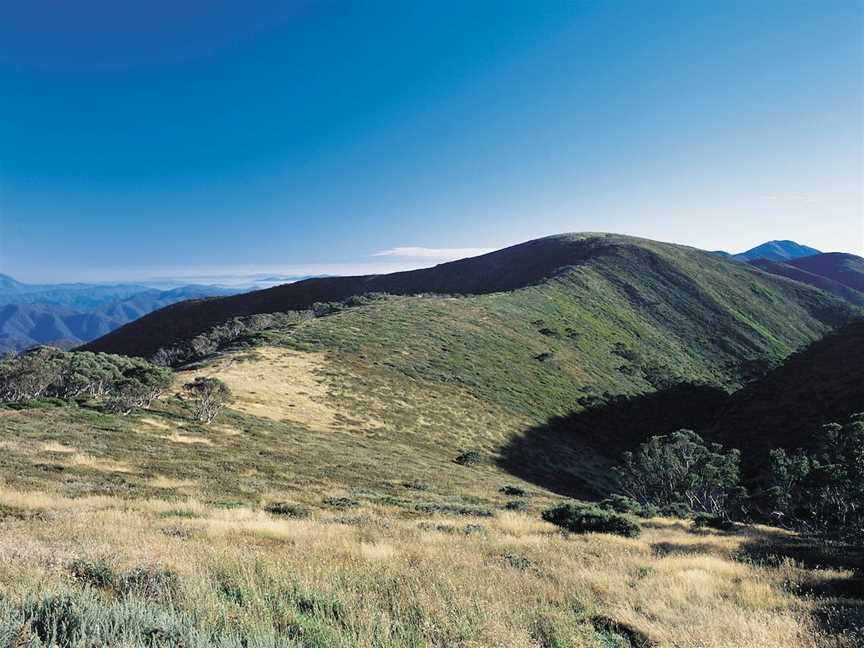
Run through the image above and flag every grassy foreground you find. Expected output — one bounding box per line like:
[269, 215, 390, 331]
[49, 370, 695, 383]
[0, 485, 859, 648]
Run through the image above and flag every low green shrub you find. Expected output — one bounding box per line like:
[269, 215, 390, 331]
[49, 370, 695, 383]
[264, 502, 312, 518]
[454, 450, 483, 466]
[414, 502, 493, 517]
[499, 484, 528, 497]
[115, 565, 181, 603]
[541, 503, 641, 538]
[68, 559, 115, 589]
[504, 500, 529, 512]
[659, 502, 693, 518]
[401, 479, 431, 491]
[417, 522, 488, 535]
[322, 496, 359, 509]
[692, 513, 736, 531]
[599, 494, 659, 518]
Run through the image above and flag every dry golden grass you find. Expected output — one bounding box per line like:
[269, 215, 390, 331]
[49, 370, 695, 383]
[176, 346, 339, 429]
[0, 486, 851, 648]
[62, 452, 136, 473]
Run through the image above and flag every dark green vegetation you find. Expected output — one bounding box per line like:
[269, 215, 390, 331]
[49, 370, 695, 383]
[183, 377, 232, 424]
[614, 430, 742, 517]
[0, 347, 171, 413]
[751, 252, 864, 307]
[601, 413, 864, 544]
[541, 502, 641, 538]
[764, 414, 864, 543]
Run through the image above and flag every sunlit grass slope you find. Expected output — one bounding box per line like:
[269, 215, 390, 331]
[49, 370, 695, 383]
[0, 486, 858, 648]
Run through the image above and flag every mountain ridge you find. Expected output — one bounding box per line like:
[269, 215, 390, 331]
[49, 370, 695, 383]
[81, 233, 859, 359]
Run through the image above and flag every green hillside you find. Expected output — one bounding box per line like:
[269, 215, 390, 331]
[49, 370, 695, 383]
[7, 234, 860, 501]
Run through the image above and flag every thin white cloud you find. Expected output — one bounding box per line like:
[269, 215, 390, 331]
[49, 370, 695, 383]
[759, 193, 818, 204]
[371, 246, 496, 260]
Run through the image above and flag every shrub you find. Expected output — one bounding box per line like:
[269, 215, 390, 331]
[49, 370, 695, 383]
[68, 558, 115, 589]
[766, 414, 864, 543]
[614, 430, 742, 517]
[264, 502, 311, 518]
[598, 494, 658, 518]
[504, 500, 529, 512]
[500, 552, 536, 571]
[115, 565, 181, 602]
[659, 502, 694, 518]
[414, 502, 494, 517]
[323, 496, 359, 509]
[462, 523, 488, 536]
[499, 484, 528, 497]
[417, 522, 488, 535]
[402, 479, 431, 491]
[183, 377, 232, 424]
[692, 513, 736, 531]
[454, 450, 483, 466]
[541, 503, 641, 538]
[0, 348, 171, 413]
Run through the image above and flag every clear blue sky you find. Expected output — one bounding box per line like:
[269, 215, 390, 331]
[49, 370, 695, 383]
[1, 1, 862, 283]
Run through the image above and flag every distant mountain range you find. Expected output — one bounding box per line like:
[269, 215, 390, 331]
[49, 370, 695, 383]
[4, 237, 862, 356]
[749, 253, 864, 306]
[0, 275, 239, 353]
[709, 242, 864, 306]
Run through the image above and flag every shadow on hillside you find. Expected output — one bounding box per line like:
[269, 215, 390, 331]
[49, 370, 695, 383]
[496, 383, 729, 499]
[739, 531, 864, 642]
[738, 533, 864, 575]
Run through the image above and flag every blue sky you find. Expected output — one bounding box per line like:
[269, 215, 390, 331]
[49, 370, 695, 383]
[1, 1, 862, 283]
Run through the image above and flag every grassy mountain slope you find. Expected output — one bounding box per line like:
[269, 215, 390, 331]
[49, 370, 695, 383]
[711, 319, 864, 467]
[83, 233, 856, 360]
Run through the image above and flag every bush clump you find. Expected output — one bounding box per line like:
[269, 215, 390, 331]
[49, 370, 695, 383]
[115, 565, 181, 602]
[692, 513, 736, 531]
[264, 502, 311, 519]
[454, 450, 483, 467]
[68, 558, 115, 589]
[414, 502, 494, 517]
[401, 479, 431, 491]
[499, 484, 528, 497]
[322, 496, 360, 509]
[598, 494, 659, 518]
[504, 500, 529, 512]
[542, 503, 641, 538]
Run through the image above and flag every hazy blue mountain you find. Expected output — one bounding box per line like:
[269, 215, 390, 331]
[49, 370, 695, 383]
[0, 274, 154, 309]
[748, 252, 864, 307]
[786, 253, 864, 294]
[0, 277, 239, 353]
[732, 240, 821, 262]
